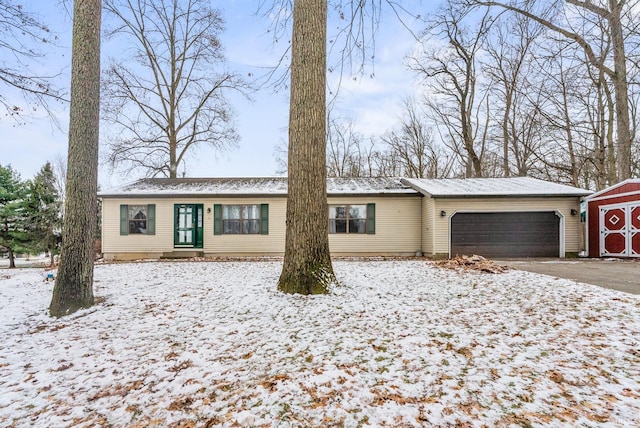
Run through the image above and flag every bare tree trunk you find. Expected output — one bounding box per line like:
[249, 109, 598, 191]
[169, 139, 178, 178]
[277, 0, 335, 295]
[502, 91, 511, 176]
[50, 0, 101, 317]
[606, 0, 631, 181]
[475, 0, 632, 181]
[591, 72, 610, 190]
[603, 80, 618, 186]
[559, 77, 578, 186]
[462, 106, 483, 177]
[8, 247, 15, 269]
[460, 58, 483, 178]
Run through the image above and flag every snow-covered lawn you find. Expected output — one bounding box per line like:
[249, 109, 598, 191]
[1, 260, 639, 427]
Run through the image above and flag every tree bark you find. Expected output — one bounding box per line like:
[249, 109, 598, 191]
[277, 0, 335, 295]
[606, 0, 631, 181]
[50, 0, 101, 317]
[559, 77, 578, 186]
[8, 247, 15, 269]
[502, 87, 512, 177]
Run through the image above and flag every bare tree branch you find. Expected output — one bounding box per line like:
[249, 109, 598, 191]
[0, 0, 66, 122]
[102, 0, 250, 178]
[467, 0, 635, 180]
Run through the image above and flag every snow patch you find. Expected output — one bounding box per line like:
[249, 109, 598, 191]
[1, 260, 638, 427]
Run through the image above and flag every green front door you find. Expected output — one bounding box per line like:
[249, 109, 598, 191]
[174, 204, 203, 248]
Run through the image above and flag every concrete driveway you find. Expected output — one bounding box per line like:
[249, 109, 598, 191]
[498, 258, 639, 295]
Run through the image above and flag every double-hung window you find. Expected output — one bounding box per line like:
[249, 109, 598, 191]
[214, 204, 269, 235]
[119, 204, 156, 235]
[223, 205, 261, 234]
[328, 203, 375, 234]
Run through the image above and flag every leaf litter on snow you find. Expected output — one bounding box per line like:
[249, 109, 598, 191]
[0, 260, 638, 427]
[433, 254, 508, 274]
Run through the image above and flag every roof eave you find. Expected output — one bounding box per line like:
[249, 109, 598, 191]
[99, 192, 287, 199]
[326, 191, 420, 197]
[431, 193, 591, 199]
[399, 178, 435, 197]
[99, 191, 418, 198]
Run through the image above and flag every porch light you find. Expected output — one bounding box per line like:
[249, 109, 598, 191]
[570, 209, 578, 216]
[440, 210, 447, 217]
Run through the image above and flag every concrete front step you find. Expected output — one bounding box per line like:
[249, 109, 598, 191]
[161, 251, 205, 259]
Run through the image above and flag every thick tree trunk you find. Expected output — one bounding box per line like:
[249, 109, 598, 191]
[50, 0, 101, 317]
[278, 0, 335, 295]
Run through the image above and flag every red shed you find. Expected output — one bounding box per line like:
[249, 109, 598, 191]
[586, 179, 640, 258]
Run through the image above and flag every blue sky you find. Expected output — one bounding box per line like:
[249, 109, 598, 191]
[1, 1, 425, 189]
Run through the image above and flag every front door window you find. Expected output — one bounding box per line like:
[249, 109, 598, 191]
[174, 204, 203, 248]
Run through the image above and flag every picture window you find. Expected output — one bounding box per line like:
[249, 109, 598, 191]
[329, 205, 368, 234]
[222, 205, 261, 234]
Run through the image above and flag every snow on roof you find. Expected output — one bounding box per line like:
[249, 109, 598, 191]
[99, 177, 416, 197]
[402, 177, 593, 198]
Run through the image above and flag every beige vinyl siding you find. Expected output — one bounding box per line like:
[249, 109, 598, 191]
[102, 195, 421, 259]
[102, 198, 173, 257]
[208, 198, 285, 255]
[421, 197, 435, 255]
[432, 197, 584, 256]
[102, 197, 287, 258]
[327, 196, 422, 255]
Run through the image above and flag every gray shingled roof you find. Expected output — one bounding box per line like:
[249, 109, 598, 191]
[402, 177, 592, 197]
[99, 176, 593, 198]
[98, 177, 416, 197]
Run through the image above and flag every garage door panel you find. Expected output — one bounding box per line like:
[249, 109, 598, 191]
[451, 212, 560, 258]
[599, 202, 640, 257]
[452, 243, 557, 258]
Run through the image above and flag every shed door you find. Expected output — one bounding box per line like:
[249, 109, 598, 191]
[600, 202, 640, 257]
[451, 212, 560, 258]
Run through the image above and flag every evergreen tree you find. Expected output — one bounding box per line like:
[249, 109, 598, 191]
[0, 165, 29, 268]
[27, 162, 62, 266]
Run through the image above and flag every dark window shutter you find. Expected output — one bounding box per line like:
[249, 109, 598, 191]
[366, 203, 376, 234]
[261, 204, 269, 235]
[213, 204, 222, 235]
[147, 204, 156, 235]
[173, 204, 180, 245]
[120, 205, 128, 235]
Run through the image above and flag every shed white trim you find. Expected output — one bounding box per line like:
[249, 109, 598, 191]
[584, 189, 640, 203]
[584, 178, 640, 201]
